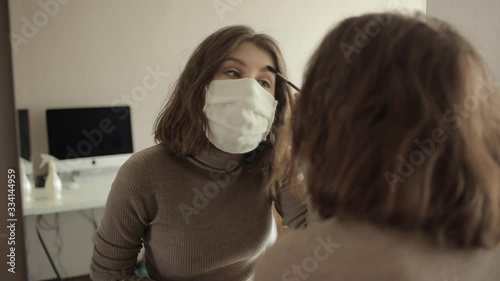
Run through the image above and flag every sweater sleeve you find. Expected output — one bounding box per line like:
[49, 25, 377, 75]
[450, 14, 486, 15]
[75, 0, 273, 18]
[90, 153, 156, 281]
[273, 182, 308, 230]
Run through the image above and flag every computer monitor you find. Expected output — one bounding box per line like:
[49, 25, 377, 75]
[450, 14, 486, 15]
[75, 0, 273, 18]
[46, 106, 133, 171]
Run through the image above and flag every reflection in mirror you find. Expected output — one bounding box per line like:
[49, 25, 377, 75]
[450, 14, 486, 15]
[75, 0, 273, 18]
[7, 0, 429, 280]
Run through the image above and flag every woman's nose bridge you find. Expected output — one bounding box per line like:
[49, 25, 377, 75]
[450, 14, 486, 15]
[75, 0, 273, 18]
[241, 69, 259, 80]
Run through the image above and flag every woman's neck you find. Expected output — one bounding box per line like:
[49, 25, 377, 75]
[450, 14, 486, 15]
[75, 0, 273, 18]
[189, 144, 244, 172]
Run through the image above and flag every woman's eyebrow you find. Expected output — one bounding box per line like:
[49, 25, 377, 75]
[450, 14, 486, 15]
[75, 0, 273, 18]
[260, 65, 274, 74]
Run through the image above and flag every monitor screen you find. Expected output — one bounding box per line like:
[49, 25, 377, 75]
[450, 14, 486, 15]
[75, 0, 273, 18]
[46, 106, 133, 159]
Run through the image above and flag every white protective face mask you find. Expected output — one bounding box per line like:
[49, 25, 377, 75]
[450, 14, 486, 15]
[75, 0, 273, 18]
[204, 78, 278, 154]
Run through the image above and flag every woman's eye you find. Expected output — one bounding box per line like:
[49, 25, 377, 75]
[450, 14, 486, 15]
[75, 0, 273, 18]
[225, 70, 241, 78]
[259, 80, 271, 88]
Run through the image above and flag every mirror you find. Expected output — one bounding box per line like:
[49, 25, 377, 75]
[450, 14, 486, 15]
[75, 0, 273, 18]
[1, 1, 27, 281]
[7, 0, 426, 280]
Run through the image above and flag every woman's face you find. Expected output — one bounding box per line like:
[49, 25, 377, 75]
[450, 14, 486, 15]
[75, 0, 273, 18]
[213, 41, 277, 96]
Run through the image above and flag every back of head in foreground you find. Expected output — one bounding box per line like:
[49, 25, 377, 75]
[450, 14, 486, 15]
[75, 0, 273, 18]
[292, 13, 500, 249]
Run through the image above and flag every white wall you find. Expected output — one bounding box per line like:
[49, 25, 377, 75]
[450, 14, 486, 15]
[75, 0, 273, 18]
[8, 0, 426, 280]
[427, 0, 500, 81]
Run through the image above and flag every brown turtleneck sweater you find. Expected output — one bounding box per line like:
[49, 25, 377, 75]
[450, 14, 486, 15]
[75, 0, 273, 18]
[254, 218, 500, 281]
[90, 144, 308, 281]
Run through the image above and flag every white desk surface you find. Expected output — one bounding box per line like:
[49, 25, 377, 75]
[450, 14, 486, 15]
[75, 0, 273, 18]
[22, 175, 115, 216]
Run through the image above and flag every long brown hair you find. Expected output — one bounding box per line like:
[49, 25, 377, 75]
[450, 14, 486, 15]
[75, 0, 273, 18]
[154, 25, 293, 185]
[292, 13, 500, 248]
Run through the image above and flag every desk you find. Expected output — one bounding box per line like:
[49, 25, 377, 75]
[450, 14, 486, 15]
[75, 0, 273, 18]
[23, 175, 115, 216]
[22, 174, 116, 280]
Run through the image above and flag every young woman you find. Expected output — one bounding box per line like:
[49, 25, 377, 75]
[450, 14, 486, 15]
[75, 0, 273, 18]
[255, 13, 500, 281]
[90, 26, 308, 281]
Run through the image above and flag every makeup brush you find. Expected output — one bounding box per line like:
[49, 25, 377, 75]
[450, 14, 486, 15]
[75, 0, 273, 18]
[267, 65, 301, 92]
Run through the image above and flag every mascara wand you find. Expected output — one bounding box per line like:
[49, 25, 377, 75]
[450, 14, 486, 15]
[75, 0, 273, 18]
[267, 65, 301, 92]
